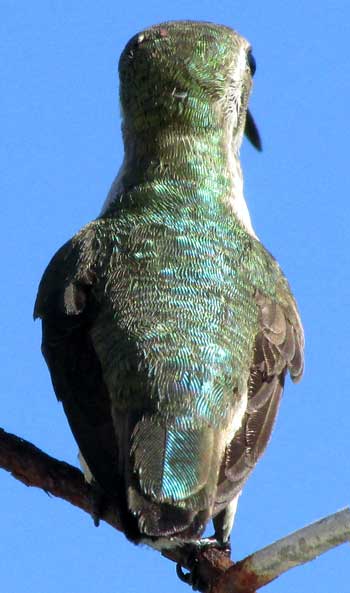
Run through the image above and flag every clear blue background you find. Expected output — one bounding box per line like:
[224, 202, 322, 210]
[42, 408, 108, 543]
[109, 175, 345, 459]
[1, 2, 349, 592]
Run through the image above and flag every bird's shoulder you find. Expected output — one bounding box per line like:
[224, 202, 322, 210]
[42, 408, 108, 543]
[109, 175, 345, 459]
[33, 220, 110, 321]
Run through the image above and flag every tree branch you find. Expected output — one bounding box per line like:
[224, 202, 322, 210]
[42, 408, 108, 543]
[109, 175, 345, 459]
[211, 508, 350, 593]
[0, 427, 122, 530]
[1, 427, 349, 592]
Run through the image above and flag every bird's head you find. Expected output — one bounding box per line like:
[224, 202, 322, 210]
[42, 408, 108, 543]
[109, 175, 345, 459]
[119, 21, 261, 152]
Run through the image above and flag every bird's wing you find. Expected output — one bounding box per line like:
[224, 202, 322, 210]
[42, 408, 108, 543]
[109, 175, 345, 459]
[214, 284, 304, 514]
[34, 238, 119, 494]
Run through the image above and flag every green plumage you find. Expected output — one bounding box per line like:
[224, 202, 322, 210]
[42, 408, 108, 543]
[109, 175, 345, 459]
[35, 21, 304, 547]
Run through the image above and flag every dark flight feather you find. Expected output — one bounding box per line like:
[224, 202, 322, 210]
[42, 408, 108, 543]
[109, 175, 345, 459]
[213, 288, 304, 523]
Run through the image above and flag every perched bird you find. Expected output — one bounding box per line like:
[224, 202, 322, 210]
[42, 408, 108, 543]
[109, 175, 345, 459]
[34, 21, 304, 553]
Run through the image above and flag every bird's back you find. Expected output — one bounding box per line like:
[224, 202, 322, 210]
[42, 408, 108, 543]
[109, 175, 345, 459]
[58, 192, 282, 540]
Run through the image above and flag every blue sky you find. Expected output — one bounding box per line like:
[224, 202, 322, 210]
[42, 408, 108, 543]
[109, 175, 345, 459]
[1, 2, 349, 592]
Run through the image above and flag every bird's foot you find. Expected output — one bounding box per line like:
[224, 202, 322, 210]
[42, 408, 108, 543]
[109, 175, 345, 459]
[89, 481, 106, 527]
[196, 534, 231, 554]
[176, 550, 203, 591]
[176, 537, 230, 590]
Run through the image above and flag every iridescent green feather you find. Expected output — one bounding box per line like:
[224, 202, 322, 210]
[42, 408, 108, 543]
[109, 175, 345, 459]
[35, 21, 303, 543]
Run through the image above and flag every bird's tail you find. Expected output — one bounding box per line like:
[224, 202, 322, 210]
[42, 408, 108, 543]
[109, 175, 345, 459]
[115, 413, 225, 542]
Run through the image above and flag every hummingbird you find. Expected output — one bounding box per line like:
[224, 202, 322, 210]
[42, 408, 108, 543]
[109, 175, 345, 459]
[34, 21, 304, 555]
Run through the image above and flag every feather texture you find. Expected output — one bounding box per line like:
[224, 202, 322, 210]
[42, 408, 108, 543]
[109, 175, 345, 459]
[34, 21, 304, 548]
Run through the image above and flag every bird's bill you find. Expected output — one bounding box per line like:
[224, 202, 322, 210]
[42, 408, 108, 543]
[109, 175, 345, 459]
[245, 109, 262, 151]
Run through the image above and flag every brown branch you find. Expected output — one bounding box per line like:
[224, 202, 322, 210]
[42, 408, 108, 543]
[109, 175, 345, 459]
[0, 427, 122, 531]
[211, 508, 350, 593]
[1, 427, 349, 593]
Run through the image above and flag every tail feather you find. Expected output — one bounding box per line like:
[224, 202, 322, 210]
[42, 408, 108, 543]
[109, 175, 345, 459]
[127, 482, 210, 538]
[131, 418, 214, 504]
[114, 413, 225, 539]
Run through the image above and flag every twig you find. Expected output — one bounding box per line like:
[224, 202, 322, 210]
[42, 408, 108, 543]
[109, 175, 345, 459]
[212, 508, 350, 593]
[0, 427, 122, 531]
[0, 427, 349, 592]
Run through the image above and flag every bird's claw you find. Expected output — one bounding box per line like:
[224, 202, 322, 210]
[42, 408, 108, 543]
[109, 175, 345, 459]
[175, 536, 231, 589]
[176, 554, 201, 590]
[176, 563, 193, 586]
[89, 481, 105, 527]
